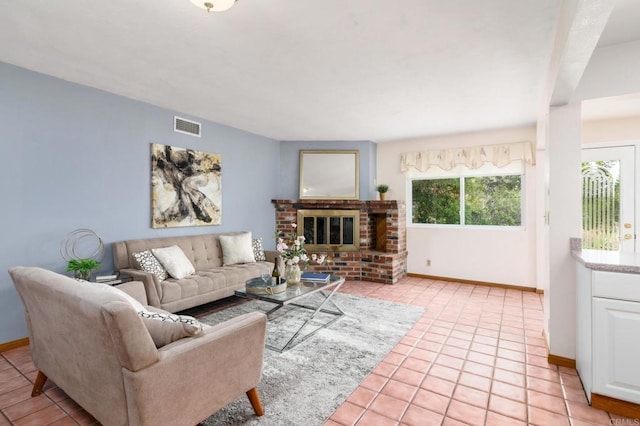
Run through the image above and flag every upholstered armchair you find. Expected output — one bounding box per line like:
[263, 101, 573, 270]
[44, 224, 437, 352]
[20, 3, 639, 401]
[9, 267, 267, 426]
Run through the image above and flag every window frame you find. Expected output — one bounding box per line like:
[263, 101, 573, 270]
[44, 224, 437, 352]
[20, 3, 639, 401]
[407, 171, 526, 230]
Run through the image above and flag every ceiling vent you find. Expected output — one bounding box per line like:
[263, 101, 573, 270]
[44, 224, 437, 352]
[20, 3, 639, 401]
[174, 116, 201, 137]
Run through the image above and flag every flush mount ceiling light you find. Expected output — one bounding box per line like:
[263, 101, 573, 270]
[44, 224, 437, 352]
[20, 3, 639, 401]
[190, 0, 236, 12]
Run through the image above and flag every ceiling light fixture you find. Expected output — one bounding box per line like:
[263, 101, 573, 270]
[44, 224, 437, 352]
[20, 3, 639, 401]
[190, 0, 236, 12]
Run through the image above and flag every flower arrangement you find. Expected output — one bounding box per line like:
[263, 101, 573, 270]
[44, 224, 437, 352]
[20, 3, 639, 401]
[276, 222, 327, 267]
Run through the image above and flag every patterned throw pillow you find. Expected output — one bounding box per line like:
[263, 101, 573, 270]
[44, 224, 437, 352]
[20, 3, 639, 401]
[138, 307, 203, 348]
[132, 250, 168, 282]
[93, 282, 202, 348]
[253, 237, 266, 261]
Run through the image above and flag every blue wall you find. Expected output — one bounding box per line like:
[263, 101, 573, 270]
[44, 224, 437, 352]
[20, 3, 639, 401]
[0, 62, 281, 343]
[0, 62, 379, 344]
[278, 141, 378, 200]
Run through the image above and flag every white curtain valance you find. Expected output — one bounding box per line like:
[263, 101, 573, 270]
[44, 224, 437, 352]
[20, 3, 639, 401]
[400, 141, 535, 173]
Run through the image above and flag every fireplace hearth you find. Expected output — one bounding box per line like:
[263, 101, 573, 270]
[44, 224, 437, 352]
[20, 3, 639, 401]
[273, 199, 407, 284]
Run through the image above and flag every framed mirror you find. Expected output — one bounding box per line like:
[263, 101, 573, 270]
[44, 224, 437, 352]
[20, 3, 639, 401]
[299, 150, 359, 199]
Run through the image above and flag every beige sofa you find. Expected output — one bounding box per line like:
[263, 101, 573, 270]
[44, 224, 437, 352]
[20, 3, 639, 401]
[9, 266, 267, 426]
[113, 232, 278, 313]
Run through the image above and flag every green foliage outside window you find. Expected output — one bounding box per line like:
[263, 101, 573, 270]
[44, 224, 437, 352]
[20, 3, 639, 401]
[412, 175, 522, 226]
[412, 179, 460, 224]
[465, 176, 522, 226]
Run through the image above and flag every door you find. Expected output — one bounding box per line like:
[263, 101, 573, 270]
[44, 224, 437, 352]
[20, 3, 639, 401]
[581, 146, 635, 252]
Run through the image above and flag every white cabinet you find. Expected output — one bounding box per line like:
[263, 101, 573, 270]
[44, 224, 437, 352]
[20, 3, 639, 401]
[576, 267, 640, 404]
[593, 297, 640, 403]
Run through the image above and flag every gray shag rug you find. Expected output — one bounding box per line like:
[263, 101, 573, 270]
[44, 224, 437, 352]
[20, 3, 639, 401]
[200, 293, 424, 426]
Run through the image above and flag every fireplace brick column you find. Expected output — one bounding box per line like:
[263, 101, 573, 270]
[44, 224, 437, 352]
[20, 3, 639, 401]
[272, 200, 407, 284]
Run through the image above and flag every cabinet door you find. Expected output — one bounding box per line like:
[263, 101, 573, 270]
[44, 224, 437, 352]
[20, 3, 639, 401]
[593, 297, 640, 403]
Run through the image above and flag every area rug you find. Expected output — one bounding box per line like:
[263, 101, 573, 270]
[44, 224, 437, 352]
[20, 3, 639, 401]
[200, 293, 424, 426]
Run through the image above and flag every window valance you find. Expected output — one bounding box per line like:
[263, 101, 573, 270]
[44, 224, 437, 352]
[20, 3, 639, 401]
[400, 141, 535, 172]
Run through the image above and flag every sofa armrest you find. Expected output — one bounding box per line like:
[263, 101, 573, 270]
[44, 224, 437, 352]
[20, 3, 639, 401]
[119, 268, 163, 308]
[264, 250, 279, 264]
[121, 312, 267, 425]
[114, 281, 148, 305]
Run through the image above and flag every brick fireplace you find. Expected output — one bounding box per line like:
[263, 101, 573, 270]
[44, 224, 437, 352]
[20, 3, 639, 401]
[273, 199, 407, 284]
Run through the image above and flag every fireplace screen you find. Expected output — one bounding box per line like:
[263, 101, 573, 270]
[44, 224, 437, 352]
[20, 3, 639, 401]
[297, 209, 360, 251]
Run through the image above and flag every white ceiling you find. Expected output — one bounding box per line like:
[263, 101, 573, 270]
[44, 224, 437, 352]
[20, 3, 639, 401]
[1, 0, 639, 143]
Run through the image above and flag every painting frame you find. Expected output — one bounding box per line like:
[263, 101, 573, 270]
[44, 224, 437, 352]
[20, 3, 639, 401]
[151, 143, 222, 228]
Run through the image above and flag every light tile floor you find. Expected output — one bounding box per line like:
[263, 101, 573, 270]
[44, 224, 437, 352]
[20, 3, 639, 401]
[0, 277, 638, 425]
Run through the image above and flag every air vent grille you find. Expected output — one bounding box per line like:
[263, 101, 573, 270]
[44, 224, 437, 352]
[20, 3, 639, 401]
[174, 116, 201, 137]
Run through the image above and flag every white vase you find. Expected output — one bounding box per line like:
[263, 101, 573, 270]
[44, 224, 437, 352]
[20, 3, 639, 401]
[285, 264, 302, 284]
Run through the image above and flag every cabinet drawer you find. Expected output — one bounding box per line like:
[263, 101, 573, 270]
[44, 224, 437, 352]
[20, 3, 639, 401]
[593, 271, 640, 302]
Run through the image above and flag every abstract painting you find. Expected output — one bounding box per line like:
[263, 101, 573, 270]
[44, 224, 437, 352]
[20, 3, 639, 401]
[151, 143, 222, 228]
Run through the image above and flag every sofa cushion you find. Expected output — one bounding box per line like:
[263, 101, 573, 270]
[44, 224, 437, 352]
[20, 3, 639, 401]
[252, 237, 266, 261]
[152, 246, 196, 279]
[132, 250, 168, 281]
[220, 232, 255, 265]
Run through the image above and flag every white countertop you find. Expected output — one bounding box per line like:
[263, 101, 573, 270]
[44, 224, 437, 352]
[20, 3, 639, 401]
[572, 249, 640, 274]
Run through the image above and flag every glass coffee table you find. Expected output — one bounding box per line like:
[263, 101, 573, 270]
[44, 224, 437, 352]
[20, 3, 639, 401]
[235, 275, 345, 352]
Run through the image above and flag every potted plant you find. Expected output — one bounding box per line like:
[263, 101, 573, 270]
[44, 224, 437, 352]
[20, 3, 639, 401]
[66, 258, 100, 281]
[376, 184, 389, 200]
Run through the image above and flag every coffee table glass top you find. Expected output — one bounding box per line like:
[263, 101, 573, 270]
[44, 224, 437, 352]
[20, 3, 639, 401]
[235, 275, 344, 305]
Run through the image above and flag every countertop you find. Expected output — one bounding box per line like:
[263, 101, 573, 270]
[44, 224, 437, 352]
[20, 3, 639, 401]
[572, 249, 640, 274]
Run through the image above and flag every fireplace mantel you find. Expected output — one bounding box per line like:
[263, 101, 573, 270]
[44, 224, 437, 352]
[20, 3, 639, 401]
[272, 199, 407, 284]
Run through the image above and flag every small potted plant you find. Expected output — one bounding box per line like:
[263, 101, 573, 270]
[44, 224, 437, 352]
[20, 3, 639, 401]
[66, 258, 100, 281]
[376, 184, 389, 201]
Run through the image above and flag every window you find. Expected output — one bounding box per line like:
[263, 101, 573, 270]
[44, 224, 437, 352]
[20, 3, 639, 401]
[411, 174, 523, 227]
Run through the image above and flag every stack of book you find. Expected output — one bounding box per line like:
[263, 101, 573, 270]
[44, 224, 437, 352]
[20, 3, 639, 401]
[301, 272, 330, 283]
[95, 274, 132, 286]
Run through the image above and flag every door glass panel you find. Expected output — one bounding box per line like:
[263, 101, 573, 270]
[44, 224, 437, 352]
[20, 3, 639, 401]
[303, 217, 315, 244]
[316, 217, 327, 244]
[582, 160, 620, 250]
[329, 217, 341, 244]
[343, 217, 354, 244]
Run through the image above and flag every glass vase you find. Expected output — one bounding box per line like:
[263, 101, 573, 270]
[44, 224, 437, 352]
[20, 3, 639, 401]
[285, 264, 302, 284]
[74, 270, 91, 281]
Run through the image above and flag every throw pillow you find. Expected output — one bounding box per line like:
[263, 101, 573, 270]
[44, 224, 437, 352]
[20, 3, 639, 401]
[252, 237, 266, 261]
[132, 250, 168, 281]
[139, 306, 203, 348]
[94, 284, 203, 348]
[151, 246, 195, 279]
[219, 232, 256, 265]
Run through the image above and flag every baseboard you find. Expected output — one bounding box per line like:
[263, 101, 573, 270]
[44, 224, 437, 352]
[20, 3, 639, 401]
[535, 288, 544, 295]
[540, 326, 576, 368]
[547, 354, 576, 368]
[591, 393, 640, 418]
[407, 273, 537, 293]
[0, 337, 29, 353]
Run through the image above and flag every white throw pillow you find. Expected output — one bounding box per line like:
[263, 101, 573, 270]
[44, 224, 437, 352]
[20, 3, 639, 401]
[219, 232, 256, 266]
[151, 246, 196, 279]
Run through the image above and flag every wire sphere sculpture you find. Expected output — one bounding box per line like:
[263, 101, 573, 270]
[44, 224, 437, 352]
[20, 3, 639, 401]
[60, 229, 105, 262]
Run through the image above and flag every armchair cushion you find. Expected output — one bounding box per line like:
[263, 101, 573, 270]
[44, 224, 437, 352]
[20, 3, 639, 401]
[220, 232, 255, 265]
[151, 245, 196, 279]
